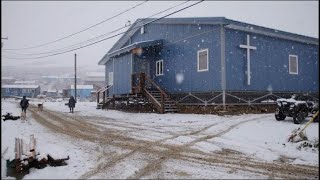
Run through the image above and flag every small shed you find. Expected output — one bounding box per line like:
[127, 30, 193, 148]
[69, 85, 93, 98]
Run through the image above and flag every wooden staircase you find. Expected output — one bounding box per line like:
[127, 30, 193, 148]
[146, 89, 179, 113]
[132, 73, 179, 114]
[96, 84, 113, 109]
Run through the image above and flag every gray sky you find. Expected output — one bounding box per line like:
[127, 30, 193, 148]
[1, 1, 318, 70]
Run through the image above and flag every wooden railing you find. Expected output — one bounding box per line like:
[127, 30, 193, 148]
[131, 72, 168, 113]
[97, 85, 112, 105]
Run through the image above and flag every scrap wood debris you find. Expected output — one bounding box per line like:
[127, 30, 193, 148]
[6, 134, 69, 178]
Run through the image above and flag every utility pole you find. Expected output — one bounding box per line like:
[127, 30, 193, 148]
[74, 53, 77, 103]
[1, 37, 8, 48]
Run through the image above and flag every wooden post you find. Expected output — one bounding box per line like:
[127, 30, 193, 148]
[161, 93, 164, 114]
[97, 91, 100, 104]
[74, 53, 77, 102]
[29, 135, 36, 159]
[103, 90, 106, 104]
[112, 94, 115, 108]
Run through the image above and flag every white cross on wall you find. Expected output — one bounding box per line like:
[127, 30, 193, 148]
[239, 35, 257, 85]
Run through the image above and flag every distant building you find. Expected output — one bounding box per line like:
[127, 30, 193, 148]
[2, 84, 41, 98]
[69, 85, 93, 98]
[46, 88, 58, 97]
[14, 80, 37, 85]
[83, 72, 105, 87]
[2, 77, 16, 85]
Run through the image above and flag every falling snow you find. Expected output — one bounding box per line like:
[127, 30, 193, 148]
[175, 73, 184, 84]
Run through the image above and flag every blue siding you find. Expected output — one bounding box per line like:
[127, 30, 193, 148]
[113, 54, 132, 95]
[131, 24, 222, 93]
[70, 89, 92, 98]
[225, 29, 319, 93]
[2, 87, 41, 98]
[102, 18, 319, 96]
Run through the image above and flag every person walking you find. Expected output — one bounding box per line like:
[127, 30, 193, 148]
[20, 96, 29, 113]
[68, 96, 76, 113]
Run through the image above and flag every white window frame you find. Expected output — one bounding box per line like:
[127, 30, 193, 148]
[197, 49, 209, 72]
[108, 72, 114, 85]
[289, 54, 298, 75]
[141, 26, 145, 34]
[156, 60, 164, 76]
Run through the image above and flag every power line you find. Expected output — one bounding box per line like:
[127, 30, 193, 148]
[2, 0, 204, 60]
[2, 1, 148, 51]
[3, 1, 190, 57]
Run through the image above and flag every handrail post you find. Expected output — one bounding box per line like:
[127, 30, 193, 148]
[140, 73, 145, 93]
[161, 93, 164, 114]
[103, 90, 106, 104]
[97, 91, 100, 104]
[131, 74, 134, 93]
[112, 94, 115, 108]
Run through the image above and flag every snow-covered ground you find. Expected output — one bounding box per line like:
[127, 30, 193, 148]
[1, 98, 319, 179]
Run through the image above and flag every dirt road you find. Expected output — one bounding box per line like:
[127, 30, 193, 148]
[29, 106, 319, 179]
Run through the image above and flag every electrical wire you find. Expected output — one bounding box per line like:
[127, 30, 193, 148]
[3, 1, 190, 56]
[2, 1, 148, 51]
[2, 0, 204, 60]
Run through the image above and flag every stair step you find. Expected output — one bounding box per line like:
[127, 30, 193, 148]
[164, 106, 178, 109]
[164, 109, 178, 112]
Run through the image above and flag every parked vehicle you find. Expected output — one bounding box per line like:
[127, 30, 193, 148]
[275, 97, 309, 124]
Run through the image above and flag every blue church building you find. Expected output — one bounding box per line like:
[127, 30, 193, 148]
[98, 17, 318, 111]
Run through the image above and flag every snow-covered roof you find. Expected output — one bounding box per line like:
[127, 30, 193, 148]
[14, 80, 36, 84]
[42, 75, 81, 79]
[70, 85, 93, 89]
[2, 77, 15, 80]
[86, 72, 105, 77]
[2, 84, 40, 89]
[47, 89, 57, 93]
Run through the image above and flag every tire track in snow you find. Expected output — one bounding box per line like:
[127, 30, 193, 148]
[29, 106, 319, 179]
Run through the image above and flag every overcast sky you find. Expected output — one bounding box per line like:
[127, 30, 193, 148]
[1, 1, 318, 70]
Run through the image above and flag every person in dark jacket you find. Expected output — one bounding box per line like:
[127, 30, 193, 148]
[68, 96, 76, 113]
[20, 96, 29, 113]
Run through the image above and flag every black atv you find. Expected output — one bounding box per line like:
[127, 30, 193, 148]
[275, 98, 309, 124]
[306, 100, 319, 122]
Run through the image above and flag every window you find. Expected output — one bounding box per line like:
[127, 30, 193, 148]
[156, 60, 164, 76]
[108, 72, 114, 85]
[197, 49, 209, 72]
[289, 55, 298, 74]
[141, 26, 145, 34]
[6, 88, 9, 92]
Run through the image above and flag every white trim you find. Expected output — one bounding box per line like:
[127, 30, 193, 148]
[197, 49, 209, 72]
[156, 60, 164, 76]
[289, 54, 298, 75]
[140, 26, 145, 34]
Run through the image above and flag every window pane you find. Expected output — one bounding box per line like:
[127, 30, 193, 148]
[160, 61, 163, 75]
[289, 56, 297, 74]
[199, 50, 208, 71]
